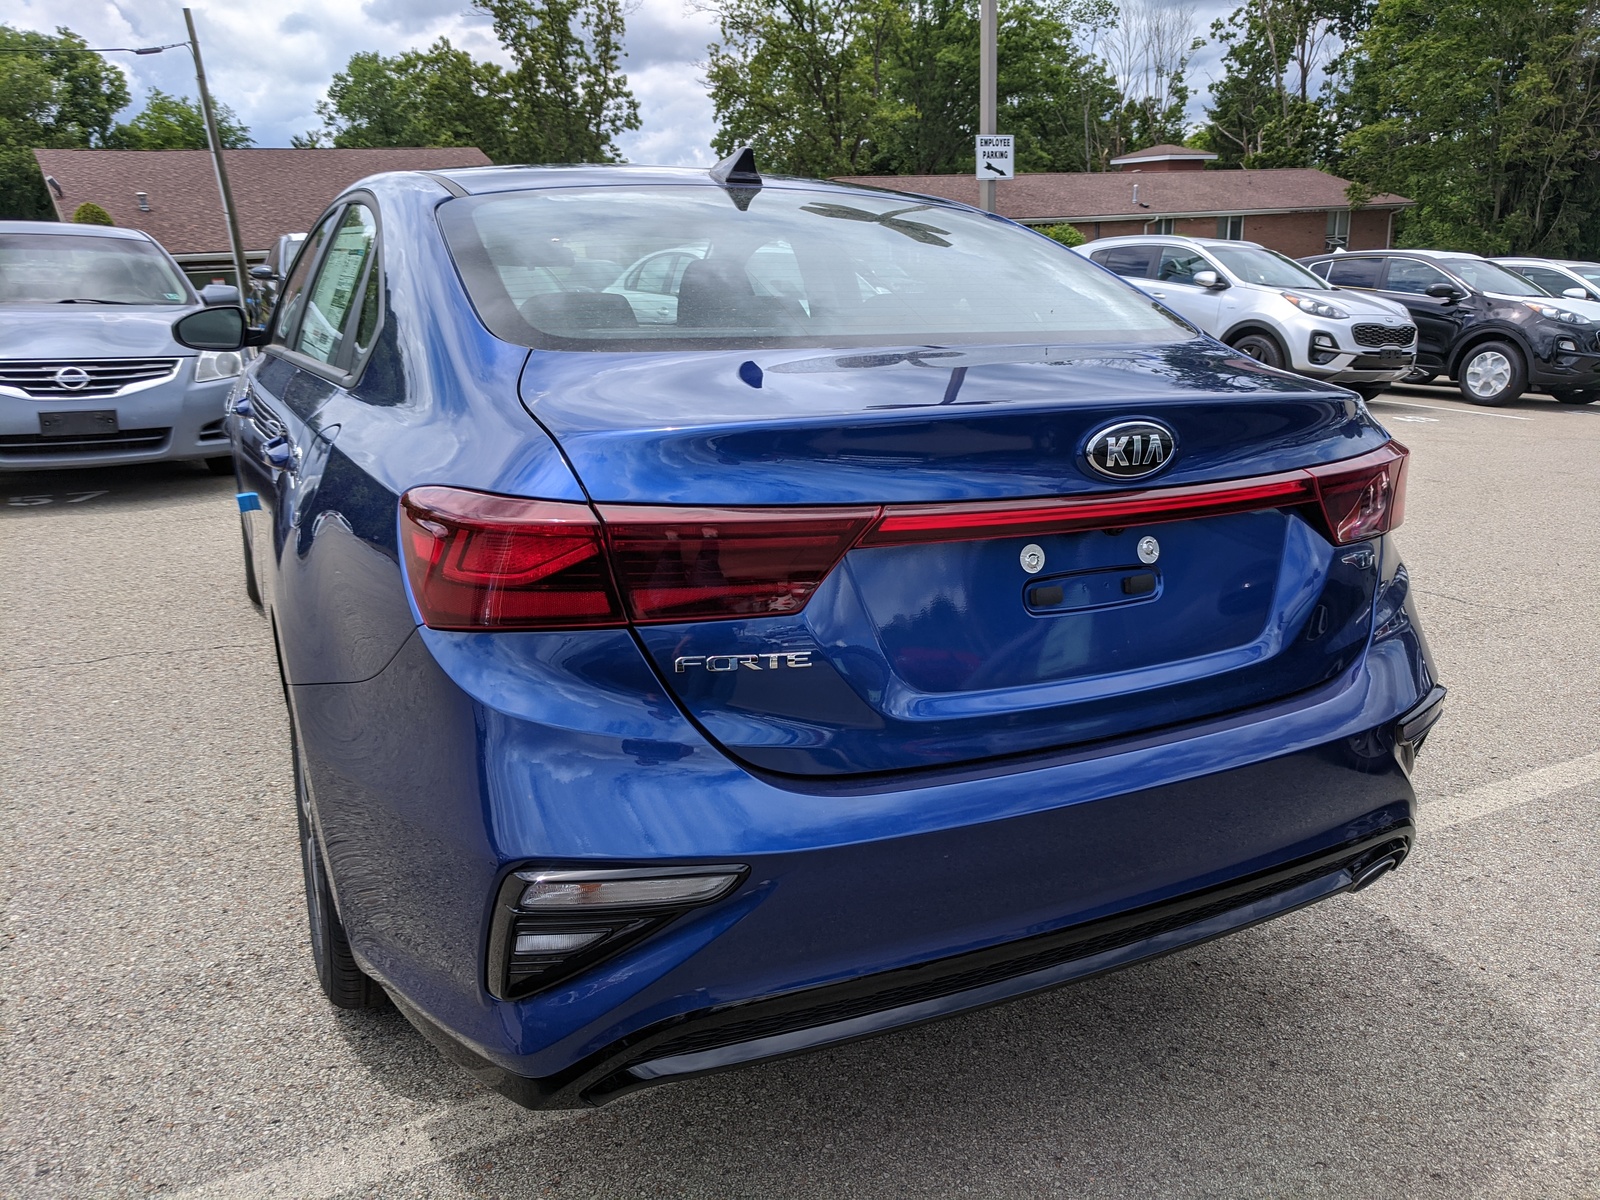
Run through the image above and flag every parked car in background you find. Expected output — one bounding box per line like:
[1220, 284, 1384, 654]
[1491, 257, 1600, 304]
[1085, 236, 1416, 400]
[0, 221, 244, 472]
[246, 232, 307, 324]
[181, 160, 1442, 1109]
[1302, 249, 1600, 406]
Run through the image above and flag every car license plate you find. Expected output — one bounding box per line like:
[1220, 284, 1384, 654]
[39, 410, 118, 437]
[1376, 349, 1405, 361]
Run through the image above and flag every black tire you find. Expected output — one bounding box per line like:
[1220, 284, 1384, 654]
[205, 455, 235, 476]
[1552, 389, 1599, 405]
[240, 515, 262, 608]
[1230, 331, 1286, 369]
[1456, 340, 1527, 406]
[293, 726, 387, 1010]
[1349, 384, 1390, 401]
[1403, 368, 1437, 386]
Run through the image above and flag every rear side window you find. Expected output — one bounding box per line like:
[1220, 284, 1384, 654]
[1324, 258, 1383, 288]
[1383, 258, 1453, 295]
[1155, 247, 1213, 285]
[1091, 246, 1157, 279]
[295, 204, 378, 364]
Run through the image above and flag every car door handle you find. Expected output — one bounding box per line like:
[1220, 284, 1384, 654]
[263, 437, 292, 469]
[1150, 291, 1167, 299]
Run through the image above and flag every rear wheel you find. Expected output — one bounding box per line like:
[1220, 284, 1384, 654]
[293, 724, 387, 1009]
[1457, 341, 1526, 406]
[205, 455, 235, 476]
[1552, 389, 1598, 405]
[1230, 332, 1286, 369]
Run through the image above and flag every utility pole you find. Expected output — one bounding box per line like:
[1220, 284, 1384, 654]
[977, 0, 997, 212]
[183, 7, 248, 296]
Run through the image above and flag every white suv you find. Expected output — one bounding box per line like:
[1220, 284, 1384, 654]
[1086, 236, 1417, 399]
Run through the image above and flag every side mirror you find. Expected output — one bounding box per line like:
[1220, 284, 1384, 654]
[1424, 282, 1464, 302]
[1193, 269, 1227, 290]
[200, 283, 242, 307]
[1562, 286, 1589, 300]
[173, 305, 268, 351]
[249, 265, 276, 281]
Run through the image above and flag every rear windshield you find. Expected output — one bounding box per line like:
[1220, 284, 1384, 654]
[438, 185, 1189, 351]
[1209, 244, 1334, 290]
[0, 233, 193, 305]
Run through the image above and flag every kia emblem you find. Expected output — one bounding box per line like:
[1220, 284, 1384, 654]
[1083, 420, 1177, 481]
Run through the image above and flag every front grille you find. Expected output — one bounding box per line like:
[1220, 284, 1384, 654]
[0, 359, 180, 399]
[1352, 324, 1415, 348]
[0, 428, 169, 457]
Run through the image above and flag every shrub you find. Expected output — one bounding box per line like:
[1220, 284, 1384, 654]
[1037, 222, 1085, 247]
[72, 202, 114, 225]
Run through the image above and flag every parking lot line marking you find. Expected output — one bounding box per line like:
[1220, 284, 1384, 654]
[1423, 749, 1600, 831]
[1372, 399, 1533, 421]
[171, 1095, 565, 1199]
[167, 752, 1600, 1200]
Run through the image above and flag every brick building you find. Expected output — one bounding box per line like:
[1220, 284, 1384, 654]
[32, 147, 491, 289]
[842, 144, 1412, 257]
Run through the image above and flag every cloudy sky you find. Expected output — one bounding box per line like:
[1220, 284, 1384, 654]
[0, 0, 1232, 164]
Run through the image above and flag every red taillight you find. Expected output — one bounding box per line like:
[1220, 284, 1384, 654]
[1306, 441, 1408, 545]
[399, 443, 1407, 630]
[399, 488, 624, 630]
[862, 473, 1318, 547]
[598, 506, 879, 623]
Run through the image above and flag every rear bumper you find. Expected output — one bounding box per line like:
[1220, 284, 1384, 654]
[394, 823, 1414, 1108]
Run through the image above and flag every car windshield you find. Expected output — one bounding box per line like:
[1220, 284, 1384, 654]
[0, 233, 193, 305]
[1208, 245, 1333, 290]
[438, 185, 1189, 350]
[1570, 263, 1600, 287]
[1439, 258, 1551, 296]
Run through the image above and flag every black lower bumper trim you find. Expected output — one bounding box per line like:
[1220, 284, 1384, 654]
[390, 824, 1414, 1109]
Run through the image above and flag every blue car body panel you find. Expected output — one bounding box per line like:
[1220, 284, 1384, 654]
[231, 167, 1441, 1107]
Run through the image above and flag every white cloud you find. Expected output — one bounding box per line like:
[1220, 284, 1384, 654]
[1, 0, 1237, 163]
[0, 0, 718, 164]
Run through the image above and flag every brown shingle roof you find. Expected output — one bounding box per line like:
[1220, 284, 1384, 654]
[1110, 143, 1215, 161]
[32, 147, 492, 256]
[835, 168, 1411, 222]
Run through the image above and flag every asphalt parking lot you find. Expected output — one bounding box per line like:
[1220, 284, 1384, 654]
[2, 383, 1597, 1200]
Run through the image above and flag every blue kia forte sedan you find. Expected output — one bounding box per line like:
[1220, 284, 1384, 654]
[176, 152, 1444, 1108]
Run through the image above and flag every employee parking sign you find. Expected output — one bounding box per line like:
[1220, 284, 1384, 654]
[976, 135, 1014, 180]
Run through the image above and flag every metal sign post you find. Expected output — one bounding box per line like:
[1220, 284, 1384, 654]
[183, 8, 248, 295]
[977, 0, 997, 212]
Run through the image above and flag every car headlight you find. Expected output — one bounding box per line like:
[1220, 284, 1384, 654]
[1523, 300, 1591, 326]
[194, 350, 244, 382]
[1282, 292, 1349, 320]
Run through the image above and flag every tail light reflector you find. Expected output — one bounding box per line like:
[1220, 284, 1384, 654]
[399, 442, 1406, 631]
[599, 506, 878, 623]
[399, 487, 624, 630]
[1305, 441, 1408, 544]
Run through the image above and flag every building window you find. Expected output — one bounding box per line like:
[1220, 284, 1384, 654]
[1325, 209, 1351, 251]
[1151, 218, 1176, 235]
[1217, 215, 1244, 240]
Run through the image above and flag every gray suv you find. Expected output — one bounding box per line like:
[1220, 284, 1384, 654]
[1086, 235, 1417, 399]
[0, 221, 243, 472]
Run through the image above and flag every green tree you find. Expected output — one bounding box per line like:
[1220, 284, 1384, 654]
[476, 0, 641, 162]
[71, 200, 112, 224]
[1103, 0, 1202, 158]
[0, 25, 129, 219]
[317, 39, 511, 160]
[1335, 0, 1600, 255]
[105, 88, 252, 150]
[1196, 0, 1371, 169]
